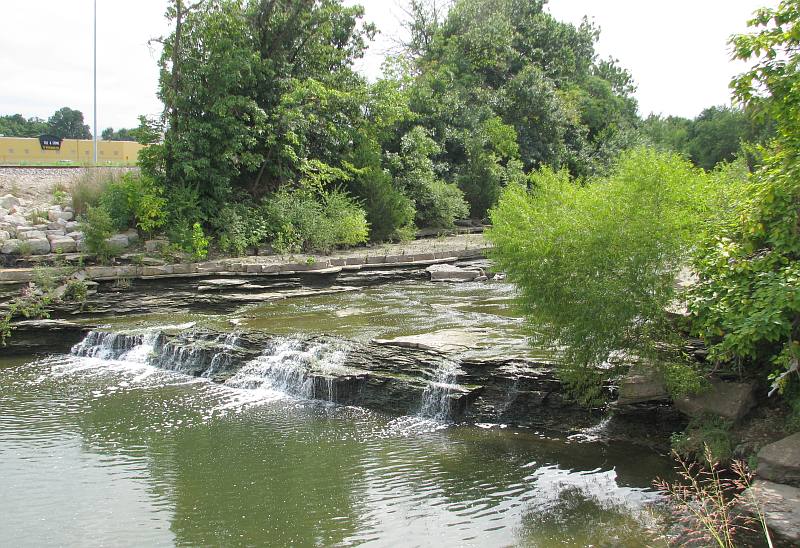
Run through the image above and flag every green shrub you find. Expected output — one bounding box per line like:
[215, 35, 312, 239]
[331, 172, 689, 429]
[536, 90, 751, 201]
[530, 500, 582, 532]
[214, 204, 270, 255]
[415, 179, 469, 228]
[321, 189, 370, 247]
[190, 222, 209, 260]
[487, 148, 730, 405]
[164, 183, 204, 250]
[351, 167, 416, 242]
[80, 205, 115, 262]
[99, 173, 166, 234]
[262, 188, 368, 253]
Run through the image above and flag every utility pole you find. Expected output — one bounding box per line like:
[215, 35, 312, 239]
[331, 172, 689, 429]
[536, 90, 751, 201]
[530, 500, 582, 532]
[93, 0, 97, 165]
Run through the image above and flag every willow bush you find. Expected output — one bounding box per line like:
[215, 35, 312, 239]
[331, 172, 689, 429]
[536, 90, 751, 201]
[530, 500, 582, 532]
[487, 148, 743, 404]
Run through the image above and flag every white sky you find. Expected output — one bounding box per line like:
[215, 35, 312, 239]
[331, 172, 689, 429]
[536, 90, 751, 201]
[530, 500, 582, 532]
[0, 0, 777, 131]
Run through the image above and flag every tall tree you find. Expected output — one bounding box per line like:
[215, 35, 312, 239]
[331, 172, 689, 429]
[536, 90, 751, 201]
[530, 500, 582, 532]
[47, 107, 91, 139]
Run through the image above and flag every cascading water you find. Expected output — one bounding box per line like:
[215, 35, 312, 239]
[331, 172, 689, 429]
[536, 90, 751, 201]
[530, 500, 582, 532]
[418, 357, 462, 421]
[71, 331, 155, 361]
[224, 337, 349, 400]
[201, 332, 240, 378]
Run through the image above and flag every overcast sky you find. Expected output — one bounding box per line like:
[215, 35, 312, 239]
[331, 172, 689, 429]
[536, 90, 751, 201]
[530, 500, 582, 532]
[0, 0, 777, 131]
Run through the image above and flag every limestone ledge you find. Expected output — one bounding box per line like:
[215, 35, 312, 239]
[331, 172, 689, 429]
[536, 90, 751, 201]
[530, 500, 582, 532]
[0, 247, 491, 284]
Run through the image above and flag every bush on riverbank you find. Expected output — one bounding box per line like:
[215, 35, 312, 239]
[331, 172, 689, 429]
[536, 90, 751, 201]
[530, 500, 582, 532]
[487, 148, 742, 404]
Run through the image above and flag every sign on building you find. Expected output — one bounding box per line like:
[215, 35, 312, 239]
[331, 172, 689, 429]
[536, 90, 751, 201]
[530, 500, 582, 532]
[38, 135, 63, 150]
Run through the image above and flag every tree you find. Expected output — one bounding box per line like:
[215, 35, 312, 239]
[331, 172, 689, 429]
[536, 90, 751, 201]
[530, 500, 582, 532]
[150, 0, 376, 219]
[0, 114, 47, 137]
[401, 0, 639, 218]
[47, 107, 91, 139]
[690, 0, 800, 409]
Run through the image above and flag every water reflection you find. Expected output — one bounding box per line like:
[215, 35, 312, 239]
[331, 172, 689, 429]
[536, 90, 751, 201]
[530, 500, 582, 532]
[1, 353, 670, 546]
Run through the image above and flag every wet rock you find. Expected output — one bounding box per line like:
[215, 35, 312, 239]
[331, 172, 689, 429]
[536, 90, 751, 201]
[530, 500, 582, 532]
[757, 432, 800, 487]
[426, 264, 481, 282]
[617, 364, 670, 405]
[675, 379, 757, 422]
[2, 319, 95, 356]
[743, 480, 800, 544]
[373, 328, 488, 353]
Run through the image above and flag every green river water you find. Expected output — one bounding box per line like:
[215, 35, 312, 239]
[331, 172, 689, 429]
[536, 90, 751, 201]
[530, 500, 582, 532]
[0, 281, 672, 546]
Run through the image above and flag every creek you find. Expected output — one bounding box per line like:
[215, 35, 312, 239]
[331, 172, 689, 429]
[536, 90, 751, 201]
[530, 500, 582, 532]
[0, 279, 673, 546]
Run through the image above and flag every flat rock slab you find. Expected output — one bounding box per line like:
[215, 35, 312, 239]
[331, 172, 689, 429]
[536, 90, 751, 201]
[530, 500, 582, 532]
[373, 328, 489, 353]
[197, 278, 251, 290]
[426, 264, 481, 282]
[743, 480, 800, 544]
[675, 379, 756, 422]
[617, 364, 670, 405]
[758, 432, 800, 487]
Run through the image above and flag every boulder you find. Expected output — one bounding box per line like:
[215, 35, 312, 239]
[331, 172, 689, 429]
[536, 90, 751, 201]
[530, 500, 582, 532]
[106, 234, 130, 249]
[743, 480, 800, 544]
[0, 230, 9, 242]
[47, 219, 68, 230]
[49, 237, 77, 254]
[46, 229, 66, 238]
[4, 214, 27, 226]
[47, 208, 73, 222]
[617, 364, 670, 405]
[426, 264, 481, 282]
[123, 228, 140, 243]
[65, 221, 79, 231]
[18, 230, 47, 241]
[66, 231, 83, 240]
[145, 239, 168, 253]
[0, 238, 21, 254]
[0, 194, 20, 209]
[26, 238, 52, 255]
[757, 432, 800, 487]
[674, 379, 756, 422]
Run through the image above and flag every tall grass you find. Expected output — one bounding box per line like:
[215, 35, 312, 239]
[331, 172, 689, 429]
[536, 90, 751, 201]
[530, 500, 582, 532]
[70, 169, 121, 217]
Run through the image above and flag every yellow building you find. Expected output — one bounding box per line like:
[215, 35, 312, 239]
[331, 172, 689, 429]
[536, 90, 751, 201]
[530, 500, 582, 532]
[0, 136, 144, 166]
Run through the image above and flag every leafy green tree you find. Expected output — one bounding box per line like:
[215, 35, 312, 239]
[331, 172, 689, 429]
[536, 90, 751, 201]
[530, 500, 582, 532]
[488, 148, 733, 404]
[47, 107, 91, 139]
[0, 114, 48, 137]
[690, 1, 800, 407]
[401, 0, 639, 216]
[152, 0, 375, 219]
[387, 126, 468, 227]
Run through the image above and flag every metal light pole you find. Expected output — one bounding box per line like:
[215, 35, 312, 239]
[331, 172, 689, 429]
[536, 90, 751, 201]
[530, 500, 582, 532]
[93, 0, 97, 165]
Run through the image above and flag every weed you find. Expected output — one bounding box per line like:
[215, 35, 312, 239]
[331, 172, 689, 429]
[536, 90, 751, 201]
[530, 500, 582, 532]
[654, 446, 773, 548]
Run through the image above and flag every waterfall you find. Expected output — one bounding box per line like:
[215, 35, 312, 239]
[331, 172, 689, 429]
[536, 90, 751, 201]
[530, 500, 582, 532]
[202, 332, 240, 378]
[71, 331, 152, 360]
[418, 357, 462, 421]
[224, 337, 349, 400]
